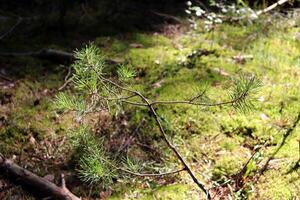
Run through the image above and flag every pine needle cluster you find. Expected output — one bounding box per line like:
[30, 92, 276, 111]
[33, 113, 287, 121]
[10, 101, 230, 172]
[70, 127, 116, 186]
[230, 75, 261, 112]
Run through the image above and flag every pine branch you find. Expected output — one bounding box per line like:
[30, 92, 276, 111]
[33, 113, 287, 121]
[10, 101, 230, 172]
[55, 45, 262, 200]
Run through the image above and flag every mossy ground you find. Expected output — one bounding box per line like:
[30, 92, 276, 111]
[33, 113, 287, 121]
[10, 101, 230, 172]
[1, 13, 300, 199]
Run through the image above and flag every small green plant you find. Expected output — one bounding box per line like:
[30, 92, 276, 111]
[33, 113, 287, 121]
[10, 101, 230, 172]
[55, 43, 261, 199]
[70, 126, 116, 186]
[77, 153, 115, 185]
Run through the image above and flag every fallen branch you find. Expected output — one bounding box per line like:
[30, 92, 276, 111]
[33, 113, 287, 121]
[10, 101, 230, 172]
[259, 112, 300, 175]
[151, 10, 183, 24]
[0, 73, 13, 82]
[0, 49, 120, 65]
[256, 0, 290, 16]
[0, 154, 80, 200]
[0, 49, 74, 63]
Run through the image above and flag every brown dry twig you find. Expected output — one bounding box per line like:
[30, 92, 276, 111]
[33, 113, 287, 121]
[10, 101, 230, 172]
[0, 17, 22, 40]
[259, 112, 300, 175]
[58, 67, 73, 91]
[0, 154, 80, 200]
[256, 0, 290, 16]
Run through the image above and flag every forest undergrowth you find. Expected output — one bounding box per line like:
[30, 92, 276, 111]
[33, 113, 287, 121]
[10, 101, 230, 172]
[0, 10, 300, 200]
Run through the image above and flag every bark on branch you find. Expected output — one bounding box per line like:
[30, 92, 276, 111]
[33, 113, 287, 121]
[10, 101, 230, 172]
[0, 49, 74, 63]
[0, 154, 80, 200]
[256, 0, 290, 16]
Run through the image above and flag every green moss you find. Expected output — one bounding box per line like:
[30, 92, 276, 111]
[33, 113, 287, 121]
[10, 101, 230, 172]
[220, 138, 238, 152]
[132, 33, 172, 47]
[251, 171, 299, 200]
[108, 184, 201, 200]
[212, 153, 246, 181]
[111, 39, 129, 53]
[2, 13, 300, 199]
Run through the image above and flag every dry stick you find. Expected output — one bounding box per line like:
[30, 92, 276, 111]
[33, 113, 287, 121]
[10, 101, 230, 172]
[259, 112, 300, 175]
[151, 10, 183, 24]
[0, 17, 22, 40]
[148, 103, 211, 199]
[238, 146, 263, 177]
[256, 0, 290, 16]
[0, 49, 119, 65]
[58, 67, 73, 91]
[0, 73, 13, 82]
[189, 88, 207, 103]
[0, 154, 80, 200]
[228, 145, 265, 192]
[0, 49, 74, 62]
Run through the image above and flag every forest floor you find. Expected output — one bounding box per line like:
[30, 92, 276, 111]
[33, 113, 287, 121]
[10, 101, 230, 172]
[1, 11, 300, 200]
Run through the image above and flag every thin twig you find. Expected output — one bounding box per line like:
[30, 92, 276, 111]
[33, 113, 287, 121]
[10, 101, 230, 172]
[148, 103, 211, 199]
[259, 112, 300, 175]
[100, 76, 211, 199]
[208, 179, 232, 191]
[256, 0, 290, 16]
[151, 10, 182, 23]
[117, 118, 145, 154]
[189, 88, 207, 103]
[238, 146, 262, 177]
[0, 73, 13, 82]
[58, 67, 73, 91]
[150, 99, 234, 107]
[100, 75, 250, 109]
[0, 17, 22, 40]
[118, 167, 186, 177]
[96, 93, 147, 106]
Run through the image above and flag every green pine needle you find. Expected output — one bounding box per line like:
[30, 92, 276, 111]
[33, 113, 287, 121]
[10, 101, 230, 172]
[230, 75, 261, 112]
[117, 65, 136, 82]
